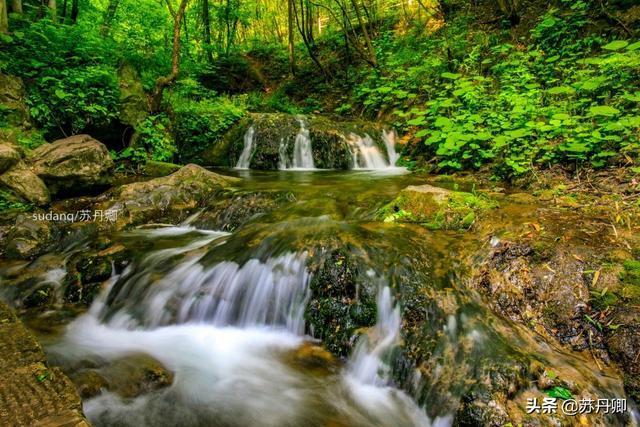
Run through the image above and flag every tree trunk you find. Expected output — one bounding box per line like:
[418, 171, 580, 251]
[48, 0, 57, 22]
[61, 0, 67, 19]
[10, 0, 22, 14]
[101, 0, 120, 35]
[0, 0, 7, 33]
[70, 0, 78, 22]
[202, 0, 213, 62]
[349, 0, 376, 66]
[288, 0, 295, 75]
[149, 0, 190, 114]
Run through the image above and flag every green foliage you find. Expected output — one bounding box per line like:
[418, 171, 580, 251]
[134, 114, 177, 162]
[1, 20, 121, 139]
[0, 190, 33, 212]
[545, 386, 573, 400]
[171, 91, 246, 163]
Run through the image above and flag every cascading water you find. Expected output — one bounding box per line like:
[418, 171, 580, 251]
[53, 226, 443, 427]
[235, 125, 256, 169]
[348, 132, 402, 170]
[291, 119, 315, 169]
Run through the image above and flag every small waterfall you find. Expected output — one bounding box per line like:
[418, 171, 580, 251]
[383, 130, 400, 166]
[55, 229, 439, 427]
[235, 125, 256, 169]
[348, 133, 392, 169]
[291, 119, 315, 169]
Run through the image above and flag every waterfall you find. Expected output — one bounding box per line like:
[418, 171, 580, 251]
[235, 125, 256, 169]
[55, 227, 441, 427]
[383, 130, 400, 166]
[348, 133, 393, 169]
[291, 119, 315, 169]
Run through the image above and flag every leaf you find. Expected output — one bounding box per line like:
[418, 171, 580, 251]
[592, 270, 600, 287]
[441, 72, 461, 80]
[545, 386, 573, 400]
[548, 86, 575, 95]
[602, 40, 629, 51]
[54, 89, 67, 99]
[626, 41, 640, 51]
[588, 105, 620, 117]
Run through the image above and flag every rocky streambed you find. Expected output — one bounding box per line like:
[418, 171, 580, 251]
[0, 134, 639, 426]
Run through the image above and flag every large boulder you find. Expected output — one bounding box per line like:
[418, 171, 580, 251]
[0, 74, 30, 127]
[3, 214, 56, 260]
[102, 164, 239, 229]
[0, 161, 50, 206]
[379, 184, 497, 230]
[29, 134, 114, 196]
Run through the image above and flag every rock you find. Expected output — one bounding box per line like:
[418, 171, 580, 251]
[200, 113, 384, 169]
[605, 307, 640, 402]
[118, 64, 148, 127]
[0, 74, 30, 127]
[71, 354, 174, 400]
[3, 214, 56, 260]
[0, 302, 89, 426]
[0, 161, 50, 206]
[379, 184, 497, 230]
[103, 164, 239, 229]
[0, 142, 21, 173]
[29, 134, 114, 196]
[143, 160, 182, 177]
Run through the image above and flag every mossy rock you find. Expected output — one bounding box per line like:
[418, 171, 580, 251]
[143, 160, 182, 177]
[379, 184, 497, 230]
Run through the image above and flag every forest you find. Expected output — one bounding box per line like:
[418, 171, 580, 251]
[0, 0, 639, 426]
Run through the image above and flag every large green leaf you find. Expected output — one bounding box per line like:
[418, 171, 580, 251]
[589, 105, 620, 117]
[602, 40, 629, 51]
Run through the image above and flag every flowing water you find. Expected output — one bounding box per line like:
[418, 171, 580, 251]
[290, 119, 315, 170]
[18, 169, 636, 426]
[235, 125, 256, 169]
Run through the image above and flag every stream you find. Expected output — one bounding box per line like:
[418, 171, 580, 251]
[8, 164, 638, 425]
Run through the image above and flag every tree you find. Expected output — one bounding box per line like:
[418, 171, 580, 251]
[202, 0, 213, 62]
[101, 0, 120, 35]
[288, 0, 295, 74]
[48, 0, 57, 22]
[10, 0, 22, 14]
[0, 0, 7, 33]
[149, 0, 190, 113]
[70, 0, 79, 23]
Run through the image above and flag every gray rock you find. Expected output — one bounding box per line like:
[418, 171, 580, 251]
[4, 214, 55, 260]
[29, 134, 113, 196]
[0, 143, 21, 174]
[0, 161, 50, 206]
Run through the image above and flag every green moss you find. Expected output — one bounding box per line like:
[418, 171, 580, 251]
[143, 160, 182, 177]
[379, 185, 497, 230]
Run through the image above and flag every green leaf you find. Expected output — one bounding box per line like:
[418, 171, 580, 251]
[602, 40, 629, 51]
[441, 72, 461, 80]
[588, 105, 620, 117]
[626, 41, 640, 51]
[54, 89, 67, 99]
[548, 86, 575, 95]
[545, 386, 573, 400]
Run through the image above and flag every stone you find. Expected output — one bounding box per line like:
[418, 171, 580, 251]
[3, 214, 55, 260]
[29, 134, 114, 196]
[102, 164, 239, 229]
[143, 160, 182, 177]
[0, 161, 50, 206]
[0, 74, 30, 127]
[118, 64, 148, 127]
[379, 184, 497, 230]
[0, 142, 21, 174]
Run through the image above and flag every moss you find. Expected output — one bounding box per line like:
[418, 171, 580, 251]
[620, 260, 640, 302]
[379, 184, 497, 230]
[143, 160, 182, 177]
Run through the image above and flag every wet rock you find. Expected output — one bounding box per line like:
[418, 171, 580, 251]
[71, 354, 174, 399]
[29, 134, 114, 196]
[0, 142, 21, 173]
[206, 113, 384, 169]
[0, 161, 50, 206]
[143, 160, 182, 177]
[102, 164, 239, 229]
[473, 241, 596, 350]
[4, 214, 56, 260]
[284, 343, 339, 376]
[0, 74, 30, 127]
[605, 307, 640, 402]
[380, 184, 497, 230]
[0, 253, 66, 308]
[193, 190, 292, 231]
[0, 302, 89, 426]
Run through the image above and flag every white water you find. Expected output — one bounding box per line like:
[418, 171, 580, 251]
[235, 125, 256, 169]
[54, 227, 446, 427]
[348, 132, 401, 170]
[291, 119, 315, 169]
